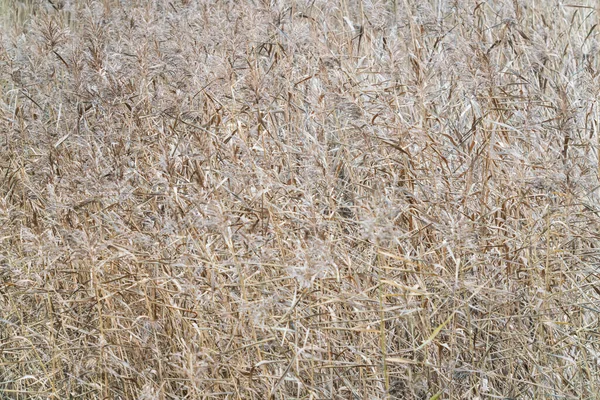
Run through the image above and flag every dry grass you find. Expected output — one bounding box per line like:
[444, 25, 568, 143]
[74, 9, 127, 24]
[1, 0, 600, 398]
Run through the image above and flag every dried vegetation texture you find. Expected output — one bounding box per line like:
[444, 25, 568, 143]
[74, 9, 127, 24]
[1, 0, 600, 399]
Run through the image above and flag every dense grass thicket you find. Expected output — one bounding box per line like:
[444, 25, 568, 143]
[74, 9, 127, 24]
[2, 0, 600, 398]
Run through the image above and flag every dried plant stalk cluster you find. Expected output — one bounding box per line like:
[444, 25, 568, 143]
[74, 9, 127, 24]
[1, 0, 600, 399]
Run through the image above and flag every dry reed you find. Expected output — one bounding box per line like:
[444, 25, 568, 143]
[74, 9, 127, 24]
[1, 0, 600, 399]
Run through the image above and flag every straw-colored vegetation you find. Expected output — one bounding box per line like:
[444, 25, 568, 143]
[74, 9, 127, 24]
[1, 0, 600, 398]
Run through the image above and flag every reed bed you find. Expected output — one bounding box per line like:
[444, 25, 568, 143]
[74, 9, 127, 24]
[1, 0, 600, 398]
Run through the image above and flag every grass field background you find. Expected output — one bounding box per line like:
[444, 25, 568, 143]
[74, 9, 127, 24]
[1, 0, 600, 398]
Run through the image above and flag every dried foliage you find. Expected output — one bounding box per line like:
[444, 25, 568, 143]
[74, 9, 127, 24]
[1, 0, 600, 399]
